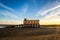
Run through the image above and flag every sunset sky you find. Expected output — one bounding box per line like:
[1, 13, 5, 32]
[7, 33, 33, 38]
[0, 0, 60, 25]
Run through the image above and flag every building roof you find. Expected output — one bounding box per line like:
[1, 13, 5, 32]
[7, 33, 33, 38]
[24, 18, 39, 21]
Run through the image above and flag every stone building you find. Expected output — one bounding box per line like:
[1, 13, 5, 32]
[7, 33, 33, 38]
[23, 18, 40, 28]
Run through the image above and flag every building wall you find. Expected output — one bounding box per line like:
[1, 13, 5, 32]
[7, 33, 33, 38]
[24, 19, 39, 25]
[23, 18, 40, 28]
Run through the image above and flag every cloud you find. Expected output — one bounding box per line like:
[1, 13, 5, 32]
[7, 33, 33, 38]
[36, 2, 60, 25]
[39, 6, 60, 24]
[0, 10, 23, 24]
[36, 0, 60, 20]
[0, 3, 15, 12]
[22, 4, 28, 13]
[36, 0, 60, 17]
[35, 0, 60, 25]
[0, 3, 21, 20]
[0, 10, 20, 20]
[41, 5, 60, 20]
[0, 3, 23, 24]
[39, 5, 60, 16]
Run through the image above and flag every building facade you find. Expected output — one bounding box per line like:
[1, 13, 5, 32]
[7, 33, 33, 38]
[23, 18, 40, 28]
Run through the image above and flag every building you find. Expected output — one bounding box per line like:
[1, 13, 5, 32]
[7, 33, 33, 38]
[23, 18, 40, 28]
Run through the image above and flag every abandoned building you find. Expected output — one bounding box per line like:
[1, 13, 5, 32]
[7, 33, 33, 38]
[22, 18, 40, 28]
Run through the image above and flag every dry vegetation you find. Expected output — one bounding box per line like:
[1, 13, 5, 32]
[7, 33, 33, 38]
[0, 34, 60, 40]
[0, 26, 60, 40]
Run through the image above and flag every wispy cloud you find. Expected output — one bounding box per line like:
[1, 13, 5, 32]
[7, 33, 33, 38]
[0, 10, 20, 20]
[41, 5, 60, 20]
[0, 3, 21, 20]
[36, 1, 60, 21]
[36, 0, 60, 17]
[38, 5, 60, 16]
[0, 10, 23, 24]
[0, 3, 15, 12]
[22, 4, 28, 13]
[39, 5, 60, 22]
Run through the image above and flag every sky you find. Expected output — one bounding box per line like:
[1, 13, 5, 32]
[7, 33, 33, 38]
[0, 0, 60, 25]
